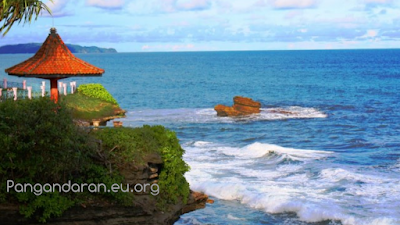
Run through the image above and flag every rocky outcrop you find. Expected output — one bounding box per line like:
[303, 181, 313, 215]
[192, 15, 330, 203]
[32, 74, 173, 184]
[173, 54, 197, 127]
[0, 191, 209, 225]
[215, 96, 261, 117]
[0, 153, 210, 225]
[91, 108, 126, 126]
[119, 153, 163, 193]
[182, 191, 209, 214]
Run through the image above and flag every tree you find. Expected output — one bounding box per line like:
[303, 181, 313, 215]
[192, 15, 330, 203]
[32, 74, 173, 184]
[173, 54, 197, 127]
[0, 0, 52, 36]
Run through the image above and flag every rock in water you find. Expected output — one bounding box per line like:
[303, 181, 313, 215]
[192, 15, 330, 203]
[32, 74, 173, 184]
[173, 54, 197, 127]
[214, 104, 241, 117]
[214, 96, 261, 117]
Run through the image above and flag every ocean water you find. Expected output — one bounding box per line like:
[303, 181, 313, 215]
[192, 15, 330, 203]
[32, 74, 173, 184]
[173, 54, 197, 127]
[1, 50, 400, 224]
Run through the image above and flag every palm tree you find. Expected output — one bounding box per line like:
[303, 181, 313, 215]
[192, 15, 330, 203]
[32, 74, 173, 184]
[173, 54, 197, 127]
[0, 0, 52, 36]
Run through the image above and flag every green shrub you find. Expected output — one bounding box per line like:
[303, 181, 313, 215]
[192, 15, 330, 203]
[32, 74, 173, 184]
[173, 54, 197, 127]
[0, 98, 190, 222]
[0, 98, 130, 222]
[77, 84, 118, 105]
[93, 126, 191, 208]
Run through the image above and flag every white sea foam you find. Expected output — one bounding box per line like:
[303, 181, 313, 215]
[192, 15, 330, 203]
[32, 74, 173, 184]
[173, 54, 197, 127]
[319, 168, 393, 184]
[186, 142, 333, 162]
[261, 106, 328, 119]
[183, 141, 400, 225]
[227, 214, 246, 221]
[120, 106, 327, 125]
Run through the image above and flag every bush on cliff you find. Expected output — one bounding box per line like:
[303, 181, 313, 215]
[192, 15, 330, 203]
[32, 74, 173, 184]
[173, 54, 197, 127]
[0, 98, 191, 222]
[93, 126, 191, 208]
[0, 98, 130, 222]
[77, 83, 118, 105]
[61, 92, 120, 120]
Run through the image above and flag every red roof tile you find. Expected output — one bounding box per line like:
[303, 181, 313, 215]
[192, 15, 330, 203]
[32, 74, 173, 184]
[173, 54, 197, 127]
[5, 28, 104, 78]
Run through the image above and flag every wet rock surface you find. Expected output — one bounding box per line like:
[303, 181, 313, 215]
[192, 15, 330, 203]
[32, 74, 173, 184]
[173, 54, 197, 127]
[215, 96, 261, 117]
[0, 153, 209, 225]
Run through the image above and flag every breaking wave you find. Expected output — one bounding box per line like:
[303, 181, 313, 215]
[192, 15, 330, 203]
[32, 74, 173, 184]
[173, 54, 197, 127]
[183, 141, 400, 225]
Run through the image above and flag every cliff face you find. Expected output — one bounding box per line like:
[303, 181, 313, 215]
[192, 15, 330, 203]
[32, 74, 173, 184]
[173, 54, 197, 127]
[0, 194, 207, 225]
[0, 152, 208, 225]
[0, 43, 117, 54]
[0, 98, 205, 224]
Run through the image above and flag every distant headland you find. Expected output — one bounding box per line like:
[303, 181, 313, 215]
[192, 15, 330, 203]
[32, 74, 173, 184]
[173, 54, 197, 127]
[0, 43, 117, 54]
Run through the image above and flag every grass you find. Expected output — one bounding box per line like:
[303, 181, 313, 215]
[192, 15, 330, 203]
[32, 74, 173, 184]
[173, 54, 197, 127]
[60, 92, 123, 121]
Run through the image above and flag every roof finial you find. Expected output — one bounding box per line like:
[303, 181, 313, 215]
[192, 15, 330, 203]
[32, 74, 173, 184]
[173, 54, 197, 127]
[50, 27, 57, 34]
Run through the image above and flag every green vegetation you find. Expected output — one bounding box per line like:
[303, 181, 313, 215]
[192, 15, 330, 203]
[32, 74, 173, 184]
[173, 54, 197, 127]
[61, 92, 121, 121]
[94, 127, 191, 207]
[0, 97, 191, 222]
[61, 83, 124, 121]
[1, 0, 52, 36]
[0, 98, 130, 222]
[77, 84, 118, 105]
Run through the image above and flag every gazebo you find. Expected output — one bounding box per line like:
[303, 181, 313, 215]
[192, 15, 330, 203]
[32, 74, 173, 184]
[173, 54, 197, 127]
[5, 27, 104, 102]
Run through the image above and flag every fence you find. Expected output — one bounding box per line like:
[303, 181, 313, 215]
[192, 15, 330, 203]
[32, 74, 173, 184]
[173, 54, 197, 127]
[0, 79, 77, 102]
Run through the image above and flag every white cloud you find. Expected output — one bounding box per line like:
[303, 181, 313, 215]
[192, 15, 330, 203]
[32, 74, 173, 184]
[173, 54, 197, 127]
[86, 0, 125, 9]
[270, 0, 318, 9]
[176, 0, 212, 11]
[362, 0, 394, 11]
[364, 0, 392, 3]
[127, 0, 212, 15]
[141, 44, 196, 51]
[42, 0, 72, 17]
[48, 0, 68, 12]
[361, 29, 379, 38]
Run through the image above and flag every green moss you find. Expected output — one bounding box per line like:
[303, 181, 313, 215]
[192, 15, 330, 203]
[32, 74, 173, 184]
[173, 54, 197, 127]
[77, 84, 118, 105]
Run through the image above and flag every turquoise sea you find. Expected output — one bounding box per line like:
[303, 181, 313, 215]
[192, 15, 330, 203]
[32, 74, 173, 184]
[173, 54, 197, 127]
[1, 50, 400, 225]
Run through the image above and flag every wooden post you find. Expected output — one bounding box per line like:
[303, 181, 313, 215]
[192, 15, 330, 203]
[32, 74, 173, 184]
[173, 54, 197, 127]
[50, 79, 59, 102]
[3, 78, 7, 89]
[0, 88, 2, 98]
[23, 80, 26, 90]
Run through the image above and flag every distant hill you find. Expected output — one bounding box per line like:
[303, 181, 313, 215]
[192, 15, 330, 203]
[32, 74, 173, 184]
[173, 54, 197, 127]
[0, 43, 117, 54]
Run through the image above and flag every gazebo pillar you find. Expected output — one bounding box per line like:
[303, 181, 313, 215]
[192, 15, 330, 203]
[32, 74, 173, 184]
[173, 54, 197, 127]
[50, 78, 59, 103]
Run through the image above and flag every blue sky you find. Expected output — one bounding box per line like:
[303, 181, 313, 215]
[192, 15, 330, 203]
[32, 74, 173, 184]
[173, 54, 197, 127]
[1, 0, 400, 52]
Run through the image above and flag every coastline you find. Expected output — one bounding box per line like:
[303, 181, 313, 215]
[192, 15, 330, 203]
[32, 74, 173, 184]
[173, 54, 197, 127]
[2, 50, 400, 224]
[0, 85, 210, 224]
[0, 191, 208, 225]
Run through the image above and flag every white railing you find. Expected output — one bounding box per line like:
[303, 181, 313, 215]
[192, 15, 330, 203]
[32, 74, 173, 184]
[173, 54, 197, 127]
[0, 78, 77, 101]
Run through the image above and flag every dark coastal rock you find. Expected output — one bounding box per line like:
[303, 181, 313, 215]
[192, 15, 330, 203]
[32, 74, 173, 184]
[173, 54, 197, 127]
[215, 96, 261, 117]
[0, 194, 207, 225]
[0, 152, 208, 225]
[182, 191, 210, 214]
[0, 193, 209, 225]
[89, 108, 126, 126]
